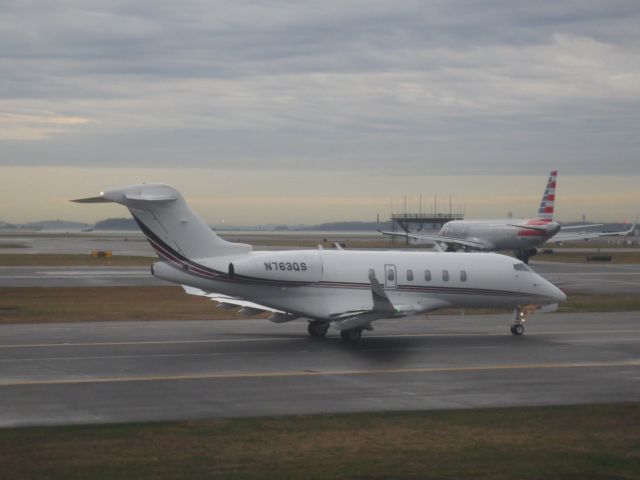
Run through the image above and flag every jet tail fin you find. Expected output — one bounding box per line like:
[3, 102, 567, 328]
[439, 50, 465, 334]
[537, 170, 557, 222]
[73, 183, 251, 260]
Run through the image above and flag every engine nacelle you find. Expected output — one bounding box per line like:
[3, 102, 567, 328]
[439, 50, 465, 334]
[229, 251, 322, 283]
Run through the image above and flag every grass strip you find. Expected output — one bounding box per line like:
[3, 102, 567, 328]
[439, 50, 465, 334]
[1, 287, 639, 324]
[0, 253, 153, 267]
[0, 286, 263, 323]
[1, 404, 639, 480]
[558, 293, 640, 312]
[0, 242, 30, 249]
[534, 251, 640, 264]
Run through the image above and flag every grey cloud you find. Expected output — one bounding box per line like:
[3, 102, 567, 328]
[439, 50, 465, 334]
[1, 0, 639, 175]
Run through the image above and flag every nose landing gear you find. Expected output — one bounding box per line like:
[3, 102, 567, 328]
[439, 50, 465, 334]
[510, 306, 527, 335]
[510, 323, 525, 335]
[516, 248, 538, 264]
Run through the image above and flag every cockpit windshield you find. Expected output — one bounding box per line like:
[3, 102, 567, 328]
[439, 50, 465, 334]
[513, 263, 530, 272]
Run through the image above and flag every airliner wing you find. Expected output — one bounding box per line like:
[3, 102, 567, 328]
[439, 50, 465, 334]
[432, 236, 496, 250]
[548, 220, 637, 244]
[379, 230, 495, 251]
[558, 223, 604, 231]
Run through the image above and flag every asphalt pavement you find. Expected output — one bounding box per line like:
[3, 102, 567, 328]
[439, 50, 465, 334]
[1, 312, 639, 427]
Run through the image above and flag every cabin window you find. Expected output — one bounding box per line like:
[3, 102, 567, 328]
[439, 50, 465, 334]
[387, 269, 395, 282]
[442, 270, 449, 281]
[407, 269, 414, 281]
[424, 269, 431, 281]
[460, 270, 467, 282]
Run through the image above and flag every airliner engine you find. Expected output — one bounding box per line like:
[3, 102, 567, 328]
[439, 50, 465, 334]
[229, 252, 322, 283]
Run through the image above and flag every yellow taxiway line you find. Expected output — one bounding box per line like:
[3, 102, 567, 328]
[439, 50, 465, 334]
[3, 329, 640, 350]
[2, 359, 639, 387]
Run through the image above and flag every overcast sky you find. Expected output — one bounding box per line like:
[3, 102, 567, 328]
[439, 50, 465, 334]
[1, 1, 639, 224]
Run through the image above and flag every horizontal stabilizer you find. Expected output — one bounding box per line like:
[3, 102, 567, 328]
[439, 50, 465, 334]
[71, 196, 114, 204]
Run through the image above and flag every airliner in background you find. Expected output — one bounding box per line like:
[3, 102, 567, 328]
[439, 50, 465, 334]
[74, 183, 566, 341]
[382, 171, 636, 263]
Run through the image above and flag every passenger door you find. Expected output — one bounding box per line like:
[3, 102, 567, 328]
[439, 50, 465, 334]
[384, 264, 397, 289]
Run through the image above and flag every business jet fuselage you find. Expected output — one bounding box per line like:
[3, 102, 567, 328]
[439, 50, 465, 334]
[74, 183, 565, 341]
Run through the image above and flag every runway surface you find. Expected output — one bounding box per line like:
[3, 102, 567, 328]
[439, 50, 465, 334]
[1, 312, 639, 427]
[3, 261, 640, 294]
[0, 266, 167, 287]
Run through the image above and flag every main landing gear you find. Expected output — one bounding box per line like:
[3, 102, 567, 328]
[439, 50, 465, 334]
[510, 307, 526, 336]
[516, 248, 538, 264]
[307, 321, 329, 338]
[340, 327, 363, 342]
[307, 321, 364, 342]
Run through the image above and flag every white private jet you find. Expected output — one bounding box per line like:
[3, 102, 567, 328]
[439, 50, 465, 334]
[382, 171, 636, 263]
[74, 183, 566, 341]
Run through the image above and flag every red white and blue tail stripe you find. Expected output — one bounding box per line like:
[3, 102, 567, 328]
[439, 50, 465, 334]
[537, 170, 556, 222]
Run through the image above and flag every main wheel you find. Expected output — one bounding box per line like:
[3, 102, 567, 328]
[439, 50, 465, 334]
[511, 324, 525, 336]
[340, 327, 363, 342]
[307, 321, 329, 338]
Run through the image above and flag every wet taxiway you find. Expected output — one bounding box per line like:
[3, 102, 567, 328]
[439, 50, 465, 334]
[1, 312, 638, 427]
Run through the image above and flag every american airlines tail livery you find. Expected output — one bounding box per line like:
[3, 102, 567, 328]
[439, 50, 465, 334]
[383, 171, 635, 263]
[74, 184, 566, 341]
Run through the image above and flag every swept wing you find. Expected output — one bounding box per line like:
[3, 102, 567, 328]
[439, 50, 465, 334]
[548, 220, 637, 244]
[380, 230, 495, 251]
[180, 285, 301, 322]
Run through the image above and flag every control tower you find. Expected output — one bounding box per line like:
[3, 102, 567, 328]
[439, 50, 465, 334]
[390, 211, 464, 244]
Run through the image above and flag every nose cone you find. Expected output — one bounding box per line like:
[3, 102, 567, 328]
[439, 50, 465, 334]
[550, 284, 567, 303]
[541, 276, 566, 303]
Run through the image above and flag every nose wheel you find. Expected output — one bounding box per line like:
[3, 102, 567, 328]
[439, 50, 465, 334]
[510, 323, 525, 335]
[510, 307, 527, 335]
